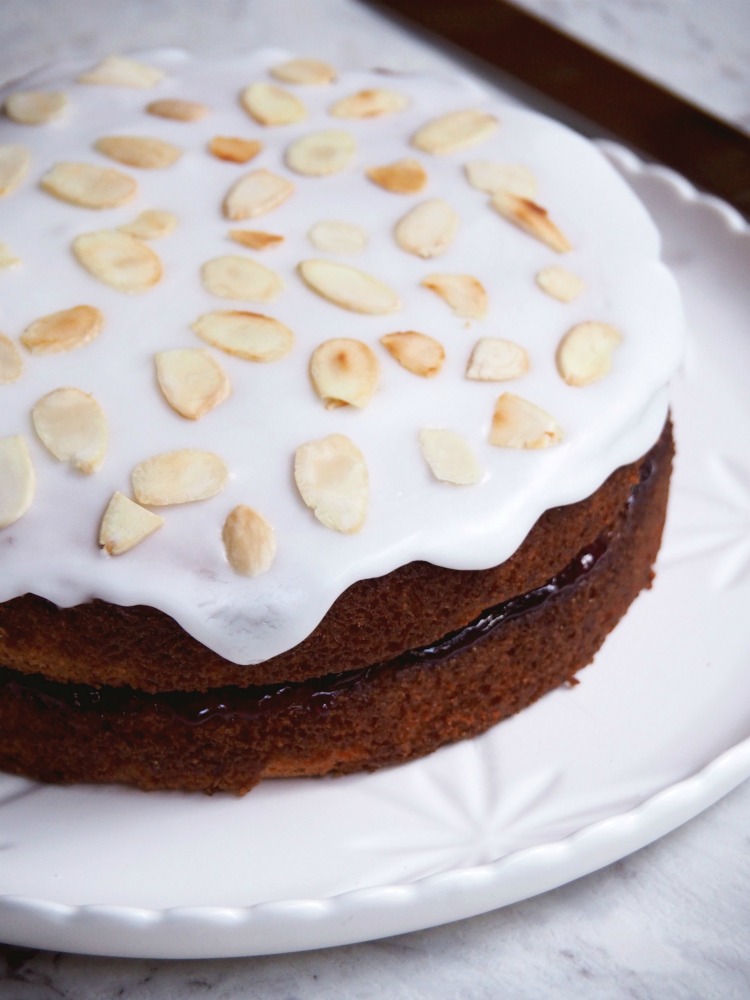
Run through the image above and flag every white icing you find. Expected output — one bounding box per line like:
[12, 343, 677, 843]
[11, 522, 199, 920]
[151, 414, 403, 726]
[0, 49, 684, 665]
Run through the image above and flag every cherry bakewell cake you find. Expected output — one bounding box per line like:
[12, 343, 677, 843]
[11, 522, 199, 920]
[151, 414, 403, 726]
[0, 50, 684, 793]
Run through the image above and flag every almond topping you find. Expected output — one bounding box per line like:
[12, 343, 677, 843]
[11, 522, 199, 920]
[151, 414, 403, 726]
[222, 169, 294, 220]
[536, 266, 585, 303]
[155, 348, 231, 420]
[381, 331, 445, 378]
[294, 433, 368, 534]
[240, 82, 306, 125]
[5, 90, 67, 125]
[310, 338, 380, 409]
[223, 505, 276, 576]
[465, 161, 537, 198]
[229, 229, 284, 251]
[395, 199, 459, 258]
[492, 192, 571, 253]
[308, 220, 367, 254]
[466, 338, 529, 381]
[0, 242, 21, 268]
[119, 209, 178, 240]
[490, 393, 561, 449]
[298, 259, 401, 315]
[419, 429, 482, 485]
[422, 273, 487, 318]
[146, 98, 210, 122]
[0, 436, 35, 529]
[41, 161, 137, 209]
[78, 55, 165, 88]
[31, 387, 107, 474]
[201, 255, 282, 302]
[209, 136, 263, 164]
[192, 311, 294, 362]
[366, 158, 427, 195]
[412, 109, 498, 155]
[556, 321, 622, 386]
[0, 144, 31, 198]
[285, 129, 356, 176]
[132, 449, 228, 506]
[95, 135, 182, 170]
[270, 58, 336, 86]
[99, 492, 164, 555]
[330, 88, 408, 118]
[0, 333, 23, 383]
[21, 305, 103, 355]
[72, 230, 162, 292]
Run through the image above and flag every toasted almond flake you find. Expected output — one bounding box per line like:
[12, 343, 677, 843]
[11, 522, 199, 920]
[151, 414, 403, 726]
[395, 199, 459, 258]
[0, 144, 31, 198]
[422, 273, 487, 318]
[308, 220, 367, 254]
[298, 259, 401, 315]
[222, 505, 276, 576]
[222, 169, 294, 220]
[240, 82, 306, 126]
[490, 393, 561, 449]
[155, 348, 231, 420]
[78, 55, 165, 89]
[21, 305, 103, 355]
[99, 491, 163, 555]
[192, 311, 294, 362]
[201, 255, 282, 302]
[0, 435, 35, 529]
[285, 129, 355, 176]
[556, 321, 622, 386]
[464, 161, 537, 198]
[146, 98, 209, 121]
[270, 58, 336, 86]
[72, 230, 162, 292]
[0, 333, 23, 383]
[366, 157, 427, 195]
[330, 88, 408, 118]
[0, 242, 21, 269]
[31, 387, 107, 473]
[310, 338, 379, 409]
[41, 161, 136, 209]
[492, 192, 571, 253]
[229, 229, 284, 250]
[466, 338, 529, 381]
[132, 449, 228, 506]
[536, 266, 585, 303]
[208, 136, 263, 164]
[412, 109, 497, 155]
[5, 90, 67, 125]
[119, 208, 178, 240]
[294, 434, 368, 533]
[419, 429, 482, 485]
[380, 331, 445, 378]
[94, 135, 182, 170]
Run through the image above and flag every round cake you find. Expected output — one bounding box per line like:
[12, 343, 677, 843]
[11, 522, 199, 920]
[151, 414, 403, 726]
[0, 49, 684, 793]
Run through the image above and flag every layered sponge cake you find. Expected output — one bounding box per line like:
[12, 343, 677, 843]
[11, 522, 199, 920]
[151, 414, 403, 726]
[0, 50, 683, 792]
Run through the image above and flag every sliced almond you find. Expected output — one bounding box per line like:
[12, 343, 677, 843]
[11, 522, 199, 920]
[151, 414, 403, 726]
[94, 135, 182, 170]
[21, 305, 103, 355]
[0, 242, 21, 269]
[146, 98, 210, 122]
[298, 259, 400, 315]
[192, 310, 294, 362]
[556, 321, 622, 386]
[330, 89, 408, 118]
[222, 169, 294, 220]
[366, 158, 427, 195]
[0, 435, 35, 529]
[132, 449, 228, 506]
[380, 331, 444, 378]
[201, 255, 282, 302]
[536, 266, 585, 303]
[208, 136, 263, 164]
[78, 55, 165, 89]
[99, 491, 164, 555]
[223, 505, 276, 576]
[119, 208, 178, 240]
[466, 338, 529, 381]
[270, 58, 336, 86]
[240, 82, 306, 126]
[5, 90, 67, 125]
[310, 338, 379, 408]
[294, 433, 368, 533]
[229, 229, 284, 250]
[490, 393, 561, 449]
[464, 161, 537, 199]
[419, 429, 482, 485]
[41, 161, 136, 209]
[308, 220, 367, 254]
[32, 387, 107, 474]
[285, 130, 355, 176]
[492, 192, 571, 254]
[395, 199, 459, 258]
[0, 144, 31, 198]
[421, 273, 487, 318]
[155, 348, 231, 419]
[0, 333, 23, 383]
[412, 109, 497, 155]
[72, 230, 162, 292]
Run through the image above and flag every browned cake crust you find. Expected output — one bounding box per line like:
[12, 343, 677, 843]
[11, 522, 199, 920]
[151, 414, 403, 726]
[0, 420, 673, 793]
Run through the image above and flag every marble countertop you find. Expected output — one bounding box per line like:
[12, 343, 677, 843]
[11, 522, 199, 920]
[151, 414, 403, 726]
[1, 0, 749, 996]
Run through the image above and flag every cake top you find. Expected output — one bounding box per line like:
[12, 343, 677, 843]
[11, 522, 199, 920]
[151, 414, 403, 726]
[0, 49, 683, 664]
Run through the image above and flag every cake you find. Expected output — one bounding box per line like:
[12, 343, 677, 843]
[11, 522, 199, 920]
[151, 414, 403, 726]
[0, 50, 684, 793]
